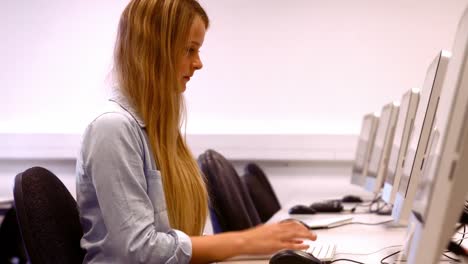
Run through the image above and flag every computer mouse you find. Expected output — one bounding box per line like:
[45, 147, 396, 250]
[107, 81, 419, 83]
[310, 200, 344, 213]
[269, 249, 322, 264]
[279, 218, 310, 229]
[342, 195, 363, 203]
[288, 205, 317, 214]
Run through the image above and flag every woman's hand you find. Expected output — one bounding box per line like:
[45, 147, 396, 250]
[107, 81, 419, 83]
[190, 220, 317, 263]
[238, 220, 317, 255]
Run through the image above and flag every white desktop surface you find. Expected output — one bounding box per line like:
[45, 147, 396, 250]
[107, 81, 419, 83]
[222, 197, 465, 264]
[223, 209, 407, 263]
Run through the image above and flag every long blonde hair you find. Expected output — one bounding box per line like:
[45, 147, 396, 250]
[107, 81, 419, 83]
[114, 0, 209, 236]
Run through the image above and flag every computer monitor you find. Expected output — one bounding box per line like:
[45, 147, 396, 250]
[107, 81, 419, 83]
[391, 50, 451, 224]
[350, 113, 380, 187]
[405, 8, 468, 263]
[382, 88, 420, 204]
[364, 102, 399, 193]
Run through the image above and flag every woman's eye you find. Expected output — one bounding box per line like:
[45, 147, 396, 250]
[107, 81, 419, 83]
[187, 48, 196, 55]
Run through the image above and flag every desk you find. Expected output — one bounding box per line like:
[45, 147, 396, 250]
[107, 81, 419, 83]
[223, 207, 408, 263]
[222, 199, 467, 264]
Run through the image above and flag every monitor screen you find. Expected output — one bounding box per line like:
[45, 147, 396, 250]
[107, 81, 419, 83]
[352, 116, 374, 174]
[385, 91, 412, 186]
[405, 9, 468, 263]
[397, 58, 439, 197]
[412, 128, 441, 221]
[391, 52, 450, 225]
[367, 105, 392, 179]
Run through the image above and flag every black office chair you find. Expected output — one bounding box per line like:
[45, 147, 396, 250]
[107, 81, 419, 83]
[198, 150, 261, 233]
[243, 163, 281, 222]
[0, 207, 28, 264]
[13, 166, 85, 264]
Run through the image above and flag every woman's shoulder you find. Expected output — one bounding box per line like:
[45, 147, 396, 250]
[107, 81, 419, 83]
[89, 102, 139, 131]
[78, 102, 146, 161]
[82, 101, 143, 143]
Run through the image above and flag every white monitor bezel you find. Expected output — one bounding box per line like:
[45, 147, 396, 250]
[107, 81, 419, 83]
[382, 88, 420, 204]
[406, 9, 468, 263]
[350, 113, 380, 187]
[364, 101, 400, 194]
[391, 51, 451, 225]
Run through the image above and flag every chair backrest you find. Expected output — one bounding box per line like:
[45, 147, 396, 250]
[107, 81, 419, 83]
[13, 166, 85, 264]
[243, 163, 281, 222]
[0, 207, 28, 263]
[198, 150, 261, 233]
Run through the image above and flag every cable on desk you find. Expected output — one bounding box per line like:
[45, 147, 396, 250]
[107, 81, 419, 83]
[355, 194, 381, 208]
[348, 203, 367, 213]
[332, 240, 460, 263]
[366, 194, 390, 214]
[447, 241, 468, 258]
[380, 250, 401, 264]
[370, 194, 382, 204]
[329, 258, 365, 264]
[459, 225, 466, 246]
[335, 245, 402, 256]
[355, 194, 380, 208]
[390, 258, 458, 263]
[454, 234, 468, 246]
[442, 253, 460, 262]
[345, 194, 383, 214]
[369, 201, 382, 213]
[369, 199, 392, 215]
[328, 220, 394, 229]
[349, 197, 381, 213]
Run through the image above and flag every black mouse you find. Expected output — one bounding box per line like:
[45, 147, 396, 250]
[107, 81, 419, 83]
[289, 205, 317, 214]
[279, 218, 310, 229]
[269, 249, 322, 264]
[342, 195, 363, 203]
[310, 200, 343, 213]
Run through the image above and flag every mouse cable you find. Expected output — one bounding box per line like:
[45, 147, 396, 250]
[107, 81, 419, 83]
[379, 225, 462, 263]
[335, 245, 402, 256]
[332, 245, 402, 264]
[328, 220, 394, 229]
[372, 193, 382, 202]
[447, 225, 468, 256]
[450, 224, 468, 246]
[458, 225, 466, 246]
[347, 194, 383, 213]
[349, 202, 375, 213]
[442, 253, 461, 262]
[329, 258, 365, 264]
[380, 252, 460, 264]
[368, 198, 382, 211]
[369, 199, 389, 214]
[455, 224, 467, 235]
[358, 194, 381, 207]
[374, 203, 393, 215]
[380, 250, 401, 264]
[332, 247, 459, 263]
[448, 241, 468, 258]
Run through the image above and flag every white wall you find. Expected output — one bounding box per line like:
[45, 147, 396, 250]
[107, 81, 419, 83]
[0, 157, 364, 205]
[1, 0, 467, 135]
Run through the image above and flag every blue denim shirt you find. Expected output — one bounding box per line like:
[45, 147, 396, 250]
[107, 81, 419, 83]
[76, 95, 192, 263]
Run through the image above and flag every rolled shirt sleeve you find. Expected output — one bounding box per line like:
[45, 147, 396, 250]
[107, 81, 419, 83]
[77, 112, 192, 264]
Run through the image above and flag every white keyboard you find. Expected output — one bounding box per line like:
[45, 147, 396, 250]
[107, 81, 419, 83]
[304, 243, 336, 262]
[225, 242, 337, 262]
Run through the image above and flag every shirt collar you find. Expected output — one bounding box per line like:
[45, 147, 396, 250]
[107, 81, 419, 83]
[109, 93, 146, 128]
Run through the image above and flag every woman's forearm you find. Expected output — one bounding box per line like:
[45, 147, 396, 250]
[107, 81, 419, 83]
[190, 231, 247, 264]
[190, 221, 317, 264]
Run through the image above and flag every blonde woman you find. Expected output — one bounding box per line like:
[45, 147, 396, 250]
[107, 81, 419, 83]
[76, 0, 317, 263]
